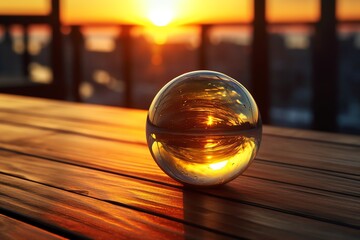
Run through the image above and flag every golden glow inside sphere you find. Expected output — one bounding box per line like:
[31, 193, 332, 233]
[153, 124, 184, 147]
[146, 71, 262, 186]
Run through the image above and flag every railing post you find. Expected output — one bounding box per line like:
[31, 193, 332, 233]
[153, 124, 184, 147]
[199, 24, 211, 69]
[50, 0, 65, 99]
[251, 0, 270, 124]
[22, 24, 30, 78]
[312, 0, 338, 132]
[70, 25, 83, 102]
[121, 25, 133, 108]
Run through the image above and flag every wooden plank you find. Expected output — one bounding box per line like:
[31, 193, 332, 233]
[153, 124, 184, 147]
[258, 135, 360, 175]
[0, 121, 357, 198]
[0, 174, 234, 240]
[0, 94, 359, 234]
[0, 94, 145, 129]
[264, 125, 360, 147]
[0, 107, 360, 154]
[0, 120, 358, 202]
[0, 113, 360, 196]
[0, 111, 358, 181]
[0, 118, 359, 194]
[0, 153, 358, 239]
[0, 121, 51, 143]
[1, 101, 359, 172]
[0, 111, 145, 144]
[0, 95, 358, 175]
[0, 214, 66, 240]
[0, 145, 359, 230]
[246, 161, 359, 197]
[0, 119, 358, 177]
[1, 93, 359, 146]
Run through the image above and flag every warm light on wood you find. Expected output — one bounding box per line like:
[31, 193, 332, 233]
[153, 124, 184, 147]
[0, 94, 358, 239]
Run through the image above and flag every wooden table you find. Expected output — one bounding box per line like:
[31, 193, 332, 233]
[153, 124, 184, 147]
[0, 94, 359, 239]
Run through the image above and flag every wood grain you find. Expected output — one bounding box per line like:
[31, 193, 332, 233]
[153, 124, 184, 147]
[0, 148, 359, 231]
[265, 125, 360, 146]
[0, 214, 66, 240]
[0, 123, 358, 222]
[0, 94, 359, 239]
[258, 135, 360, 175]
[246, 161, 359, 197]
[0, 113, 357, 197]
[0, 153, 359, 239]
[0, 174, 235, 240]
[0, 110, 145, 144]
[0, 112, 359, 176]
[0, 93, 359, 146]
[0, 121, 358, 187]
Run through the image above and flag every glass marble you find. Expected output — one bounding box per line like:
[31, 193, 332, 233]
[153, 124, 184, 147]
[146, 70, 262, 186]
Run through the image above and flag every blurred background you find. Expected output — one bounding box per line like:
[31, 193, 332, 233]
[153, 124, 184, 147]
[0, 0, 359, 134]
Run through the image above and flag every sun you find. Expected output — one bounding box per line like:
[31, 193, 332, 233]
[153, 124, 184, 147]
[148, 9, 172, 26]
[146, 0, 176, 26]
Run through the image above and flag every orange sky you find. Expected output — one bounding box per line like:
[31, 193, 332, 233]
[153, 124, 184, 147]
[0, 0, 358, 25]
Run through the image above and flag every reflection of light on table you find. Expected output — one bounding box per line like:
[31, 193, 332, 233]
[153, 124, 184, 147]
[206, 115, 213, 126]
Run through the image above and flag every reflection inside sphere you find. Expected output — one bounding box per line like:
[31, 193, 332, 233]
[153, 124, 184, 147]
[146, 71, 262, 186]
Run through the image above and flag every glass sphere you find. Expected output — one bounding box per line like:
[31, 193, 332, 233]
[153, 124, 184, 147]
[146, 70, 262, 186]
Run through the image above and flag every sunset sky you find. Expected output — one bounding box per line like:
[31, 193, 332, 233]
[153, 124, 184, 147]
[0, 0, 359, 26]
